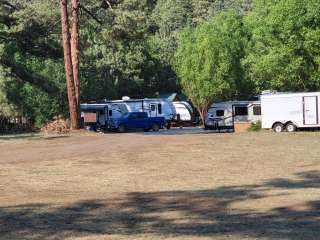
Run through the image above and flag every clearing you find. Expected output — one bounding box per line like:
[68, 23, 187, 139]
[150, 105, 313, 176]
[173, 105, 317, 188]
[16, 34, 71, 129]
[0, 130, 320, 240]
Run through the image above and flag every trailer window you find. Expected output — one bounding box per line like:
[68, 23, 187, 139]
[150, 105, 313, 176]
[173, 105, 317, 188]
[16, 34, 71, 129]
[108, 110, 113, 117]
[158, 104, 162, 114]
[253, 106, 261, 115]
[234, 106, 248, 116]
[216, 110, 224, 117]
[118, 104, 128, 115]
[150, 104, 156, 111]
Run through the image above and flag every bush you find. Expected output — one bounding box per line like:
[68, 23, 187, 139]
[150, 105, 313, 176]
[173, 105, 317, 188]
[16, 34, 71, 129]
[248, 120, 261, 132]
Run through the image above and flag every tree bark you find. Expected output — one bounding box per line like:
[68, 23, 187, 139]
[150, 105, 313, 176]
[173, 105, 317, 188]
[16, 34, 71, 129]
[60, 0, 79, 129]
[197, 106, 208, 128]
[71, 0, 80, 106]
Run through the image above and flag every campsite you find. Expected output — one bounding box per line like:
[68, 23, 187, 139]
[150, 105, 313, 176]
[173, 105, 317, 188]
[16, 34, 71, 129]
[1, 131, 320, 240]
[2, 0, 320, 239]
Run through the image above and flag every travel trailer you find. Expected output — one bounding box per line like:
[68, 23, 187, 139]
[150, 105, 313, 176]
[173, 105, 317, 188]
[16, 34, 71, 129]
[108, 97, 176, 128]
[80, 103, 127, 129]
[261, 92, 320, 132]
[172, 101, 194, 123]
[205, 101, 261, 130]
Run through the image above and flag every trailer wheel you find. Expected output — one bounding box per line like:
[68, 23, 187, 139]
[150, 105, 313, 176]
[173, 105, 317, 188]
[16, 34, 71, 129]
[273, 123, 284, 133]
[118, 124, 126, 133]
[166, 122, 171, 129]
[286, 123, 296, 132]
[152, 124, 160, 132]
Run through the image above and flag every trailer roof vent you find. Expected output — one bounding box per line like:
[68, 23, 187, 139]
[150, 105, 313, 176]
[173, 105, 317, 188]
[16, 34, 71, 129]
[122, 96, 130, 100]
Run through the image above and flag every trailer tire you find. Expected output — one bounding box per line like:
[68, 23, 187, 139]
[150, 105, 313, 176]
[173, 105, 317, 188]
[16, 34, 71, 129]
[152, 124, 160, 132]
[286, 122, 296, 132]
[118, 124, 126, 133]
[273, 123, 284, 133]
[166, 122, 171, 130]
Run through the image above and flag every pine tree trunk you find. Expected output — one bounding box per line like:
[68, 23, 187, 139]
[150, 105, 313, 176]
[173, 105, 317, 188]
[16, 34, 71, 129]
[71, 0, 80, 106]
[60, 0, 79, 129]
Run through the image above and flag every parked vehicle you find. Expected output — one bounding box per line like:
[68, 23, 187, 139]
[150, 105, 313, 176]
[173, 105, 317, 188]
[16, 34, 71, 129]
[80, 103, 127, 130]
[261, 92, 320, 132]
[80, 103, 109, 130]
[107, 97, 176, 128]
[172, 101, 195, 125]
[205, 101, 261, 130]
[108, 112, 165, 132]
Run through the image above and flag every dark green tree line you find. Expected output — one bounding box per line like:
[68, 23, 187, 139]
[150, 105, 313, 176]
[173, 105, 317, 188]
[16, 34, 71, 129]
[1, 0, 320, 128]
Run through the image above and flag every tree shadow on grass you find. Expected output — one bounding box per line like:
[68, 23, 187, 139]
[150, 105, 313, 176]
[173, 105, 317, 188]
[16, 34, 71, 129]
[265, 171, 320, 189]
[0, 171, 320, 240]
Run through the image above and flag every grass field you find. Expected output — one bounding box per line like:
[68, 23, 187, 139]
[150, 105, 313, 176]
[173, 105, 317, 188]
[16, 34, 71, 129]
[0, 130, 320, 240]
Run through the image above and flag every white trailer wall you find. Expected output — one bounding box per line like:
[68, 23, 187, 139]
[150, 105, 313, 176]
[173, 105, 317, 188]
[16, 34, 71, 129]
[261, 92, 320, 129]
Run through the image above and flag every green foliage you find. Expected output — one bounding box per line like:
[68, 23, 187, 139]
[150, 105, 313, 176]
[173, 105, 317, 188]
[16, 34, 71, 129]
[149, 0, 191, 66]
[248, 120, 261, 132]
[0, 0, 65, 126]
[80, 0, 158, 98]
[148, 0, 245, 77]
[2, 0, 320, 129]
[175, 11, 248, 117]
[243, 0, 320, 92]
[0, 65, 17, 117]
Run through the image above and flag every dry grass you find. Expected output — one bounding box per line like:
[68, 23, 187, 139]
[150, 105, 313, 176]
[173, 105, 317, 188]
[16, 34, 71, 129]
[0, 130, 320, 240]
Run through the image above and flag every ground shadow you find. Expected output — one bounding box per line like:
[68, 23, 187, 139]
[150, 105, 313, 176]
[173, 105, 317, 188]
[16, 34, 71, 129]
[137, 127, 233, 136]
[42, 135, 70, 140]
[0, 171, 319, 240]
[0, 134, 69, 141]
[83, 127, 233, 136]
[266, 171, 320, 189]
[0, 133, 39, 140]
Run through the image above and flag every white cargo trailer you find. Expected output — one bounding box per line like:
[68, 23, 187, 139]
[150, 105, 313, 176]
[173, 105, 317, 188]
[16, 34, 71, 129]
[261, 92, 320, 132]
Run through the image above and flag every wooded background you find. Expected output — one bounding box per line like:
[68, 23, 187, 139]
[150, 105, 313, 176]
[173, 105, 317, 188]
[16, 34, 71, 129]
[1, 0, 320, 128]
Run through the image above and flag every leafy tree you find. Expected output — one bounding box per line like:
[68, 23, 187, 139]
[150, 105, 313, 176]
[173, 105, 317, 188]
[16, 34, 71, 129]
[189, 0, 253, 24]
[142, 37, 179, 94]
[147, 0, 248, 97]
[175, 11, 248, 123]
[0, 64, 16, 117]
[149, 0, 191, 65]
[0, 0, 260, 130]
[243, 0, 320, 92]
[0, 0, 67, 127]
[80, 0, 157, 98]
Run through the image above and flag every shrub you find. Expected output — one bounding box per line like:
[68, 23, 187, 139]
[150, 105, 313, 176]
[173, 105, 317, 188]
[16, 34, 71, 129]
[248, 120, 261, 132]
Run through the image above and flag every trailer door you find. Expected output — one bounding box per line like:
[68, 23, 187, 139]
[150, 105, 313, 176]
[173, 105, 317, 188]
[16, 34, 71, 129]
[149, 103, 157, 117]
[303, 96, 318, 125]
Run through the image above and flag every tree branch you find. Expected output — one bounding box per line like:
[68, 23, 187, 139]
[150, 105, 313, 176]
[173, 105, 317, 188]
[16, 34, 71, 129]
[103, 0, 113, 9]
[0, 58, 60, 94]
[0, 0, 18, 10]
[79, 4, 102, 24]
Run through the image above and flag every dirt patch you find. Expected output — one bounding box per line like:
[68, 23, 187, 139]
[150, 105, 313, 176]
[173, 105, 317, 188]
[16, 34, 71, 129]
[0, 131, 320, 239]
